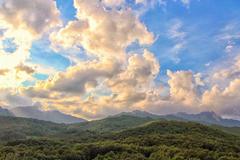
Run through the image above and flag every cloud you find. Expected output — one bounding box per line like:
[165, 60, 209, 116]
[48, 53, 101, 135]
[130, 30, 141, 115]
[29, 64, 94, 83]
[0, 0, 61, 89]
[21, 50, 160, 119]
[168, 20, 186, 40]
[180, 0, 191, 7]
[15, 64, 35, 75]
[216, 21, 240, 54]
[0, 0, 61, 36]
[0, 0, 61, 66]
[0, 69, 9, 76]
[211, 56, 240, 84]
[202, 79, 240, 118]
[50, 0, 154, 59]
[102, 0, 125, 6]
[167, 19, 187, 63]
[167, 70, 203, 106]
[135, 0, 191, 7]
[0, 89, 33, 107]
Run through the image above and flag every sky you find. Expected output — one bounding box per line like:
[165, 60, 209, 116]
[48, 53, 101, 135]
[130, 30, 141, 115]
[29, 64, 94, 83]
[0, 0, 240, 120]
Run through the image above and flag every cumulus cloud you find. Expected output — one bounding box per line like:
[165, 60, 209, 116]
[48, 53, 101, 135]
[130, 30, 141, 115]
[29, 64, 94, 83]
[0, 0, 61, 62]
[0, 0, 61, 88]
[202, 79, 240, 118]
[167, 70, 203, 106]
[21, 50, 160, 119]
[0, 0, 61, 36]
[50, 0, 154, 59]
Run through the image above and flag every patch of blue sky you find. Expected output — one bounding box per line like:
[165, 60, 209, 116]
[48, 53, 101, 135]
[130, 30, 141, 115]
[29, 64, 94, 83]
[33, 73, 49, 81]
[22, 80, 36, 87]
[30, 39, 71, 71]
[2, 38, 17, 53]
[56, 0, 76, 24]
[139, 0, 240, 74]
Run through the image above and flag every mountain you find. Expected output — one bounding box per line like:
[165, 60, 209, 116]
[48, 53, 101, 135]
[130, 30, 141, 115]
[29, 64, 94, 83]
[0, 107, 13, 117]
[10, 106, 87, 124]
[114, 110, 160, 119]
[172, 111, 240, 127]
[70, 115, 154, 133]
[117, 110, 240, 127]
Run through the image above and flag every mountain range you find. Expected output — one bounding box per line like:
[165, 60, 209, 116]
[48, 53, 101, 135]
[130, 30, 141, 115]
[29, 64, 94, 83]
[0, 106, 86, 124]
[115, 110, 240, 127]
[1, 106, 240, 127]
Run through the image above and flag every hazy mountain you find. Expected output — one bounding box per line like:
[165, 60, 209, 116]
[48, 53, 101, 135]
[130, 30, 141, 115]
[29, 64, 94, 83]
[117, 110, 240, 127]
[173, 111, 240, 127]
[0, 107, 13, 117]
[10, 106, 87, 124]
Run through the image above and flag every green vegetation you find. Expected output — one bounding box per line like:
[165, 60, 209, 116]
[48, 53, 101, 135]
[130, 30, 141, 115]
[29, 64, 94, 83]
[0, 115, 239, 160]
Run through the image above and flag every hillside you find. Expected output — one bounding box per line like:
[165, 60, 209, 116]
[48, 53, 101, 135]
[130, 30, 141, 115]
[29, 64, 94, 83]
[0, 115, 240, 159]
[0, 116, 65, 142]
[0, 107, 13, 117]
[69, 115, 155, 133]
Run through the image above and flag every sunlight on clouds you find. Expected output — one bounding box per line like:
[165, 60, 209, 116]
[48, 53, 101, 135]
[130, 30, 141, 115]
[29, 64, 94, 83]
[0, 0, 61, 88]
[102, 0, 125, 6]
[50, 0, 154, 59]
[167, 70, 203, 107]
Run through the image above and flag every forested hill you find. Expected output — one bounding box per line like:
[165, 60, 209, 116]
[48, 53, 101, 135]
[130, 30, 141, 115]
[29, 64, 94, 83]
[0, 115, 240, 160]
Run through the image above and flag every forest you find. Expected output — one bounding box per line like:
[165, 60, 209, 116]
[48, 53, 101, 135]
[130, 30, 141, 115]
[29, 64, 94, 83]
[0, 115, 240, 160]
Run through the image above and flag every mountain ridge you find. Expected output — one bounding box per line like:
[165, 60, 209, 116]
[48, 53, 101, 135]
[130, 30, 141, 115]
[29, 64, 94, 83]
[1, 106, 240, 127]
[0, 106, 87, 124]
[115, 110, 240, 127]
[0, 107, 14, 117]
[10, 106, 87, 124]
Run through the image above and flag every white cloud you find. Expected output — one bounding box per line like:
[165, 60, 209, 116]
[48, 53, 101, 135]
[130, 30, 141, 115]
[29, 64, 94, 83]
[167, 19, 187, 63]
[50, 0, 154, 59]
[102, 0, 125, 6]
[167, 70, 203, 106]
[0, 0, 61, 88]
[0, 0, 61, 36]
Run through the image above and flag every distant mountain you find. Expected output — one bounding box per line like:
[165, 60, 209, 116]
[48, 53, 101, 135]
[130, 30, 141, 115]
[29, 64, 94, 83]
[0, 107, 13, 117]
[117, 110, 240, 127]
[172, 111, 240, 127]
[10, 106, 87, 124]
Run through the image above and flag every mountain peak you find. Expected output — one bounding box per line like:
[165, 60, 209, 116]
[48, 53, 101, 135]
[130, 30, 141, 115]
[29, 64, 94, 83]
[198, 111, 222, 121]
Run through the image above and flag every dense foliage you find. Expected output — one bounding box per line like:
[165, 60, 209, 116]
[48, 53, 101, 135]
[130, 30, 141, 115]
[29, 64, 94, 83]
[0, 116, 240, 160]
